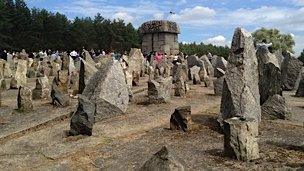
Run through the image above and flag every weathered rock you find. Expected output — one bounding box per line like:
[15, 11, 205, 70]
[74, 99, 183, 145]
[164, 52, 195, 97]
[172, 63, 188, 83]
[189, 66, 201, 85]
[256, 46, 282, 105]
[17, 86, 33, 112]
[128, 48, 144, 85]
[296, 76, 304, 97]
[224, 117, 259, 161]
[294, 67, 304, 91]
[69, 95, 95, 136]
[148, 77, 172, 103]
[32, 77, 50, 100]
[213, 77, 224, 96]
[9, 77, 18, 89]
[140, 146, 185, 171]
[174, 77, 187, 97]
[51, 80, 70, 107]
[200, 55, 214, 76]
[26, 68, 36, 78]
[219, 28, 261, 123]
[69, 71, 79, 96]
[15, 59, 28, 87]
[82, 60, 129, 121]
[170, 106, 192, 132]
[187, 55, 199, 68]
[261, 94, 291, 119]
[61, 52, 70, 70]
[281, 51, 303, 90]
[212, 56, 228, 78]
[0, 78, 6, 90]
[56, 70, 69, 93]
[0, 59, 4, 78]
[198, 63, 210, 87]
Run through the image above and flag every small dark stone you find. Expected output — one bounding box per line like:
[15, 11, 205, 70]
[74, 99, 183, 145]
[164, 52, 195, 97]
[51, 80, 69, 107]
[69, 95, 95, 136]
[170, 106, 192, 132]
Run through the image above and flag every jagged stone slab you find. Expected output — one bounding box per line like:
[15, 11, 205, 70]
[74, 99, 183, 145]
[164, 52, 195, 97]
[261, 94, 291, 119]
[219, 28, 261, 123]
[256, 46, 282, 105]
[69, 95, 95, 136]
[15, 59, 28, 87]
[51, 80, 70, 107]
[170, 106, 192, 132]
[82, 60, 129, 121]
[140, 146, 185, 171]
[281, 51, 303, 90]
[148, 77, 172, 103]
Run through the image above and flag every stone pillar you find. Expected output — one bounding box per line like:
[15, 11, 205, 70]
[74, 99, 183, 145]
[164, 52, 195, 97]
[224, 117, 259, 161]
[17, 86, 33, 112]
[170, 106, 192, 132]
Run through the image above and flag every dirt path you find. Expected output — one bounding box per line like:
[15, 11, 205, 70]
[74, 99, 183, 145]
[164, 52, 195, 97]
[0, 78, 303, 170]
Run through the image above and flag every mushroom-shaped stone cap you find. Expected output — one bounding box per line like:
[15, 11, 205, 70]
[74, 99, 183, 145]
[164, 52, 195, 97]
[140, 20, 180, 34]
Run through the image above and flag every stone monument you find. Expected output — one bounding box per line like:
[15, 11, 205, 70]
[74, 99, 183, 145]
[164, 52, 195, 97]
[140, 20, 180, 55]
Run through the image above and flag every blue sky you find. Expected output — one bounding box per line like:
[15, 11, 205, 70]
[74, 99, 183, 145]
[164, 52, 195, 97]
[25, 0, 304, 55]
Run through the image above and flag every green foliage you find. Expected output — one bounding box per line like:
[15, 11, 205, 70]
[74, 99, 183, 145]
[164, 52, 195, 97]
[0, 0, 140, 52]
[298, 49, 304, 63]
[252, 28, 295, 53]
[179, 42, 230, 59]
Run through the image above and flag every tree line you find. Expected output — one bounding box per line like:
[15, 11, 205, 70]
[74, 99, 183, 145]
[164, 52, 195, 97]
[0, 0, 140, 53]
[179, 43, 230, 58]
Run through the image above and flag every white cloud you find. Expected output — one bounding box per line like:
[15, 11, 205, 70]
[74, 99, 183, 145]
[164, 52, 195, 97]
[153, 13, 164, 20]
[169, 6, 216, 25]
[203, 35, 230, 47]
[289, 0, 304, 6]
[112, 12, 134, 23]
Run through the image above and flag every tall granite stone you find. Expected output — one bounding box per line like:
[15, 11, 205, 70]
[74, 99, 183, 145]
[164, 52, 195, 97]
[219, 28, 261, 124]
[51, 79, 70, 107]
[82, 60, 129, 121]
[0, 78, 6, 90]
[281, 51, 303, 90]
[140, 146, 185, 171]
[256, 46, 282, 105]
[17, 86, 33, 112]
[295, 76, 304, 97]
[200, 55, 214, 76]
[55, 70, 69, 94]
[9, 77, 18, 89]
[212, 56, 228, 78]
[174, 77, 187, 97]
[128, 48, 144, 86]
[189, 66, 201, 85]
[69, 95, 95, 136]
[15, 59, 28, 87]
[32, 77, 50, 100]
[172, 63, 188, 83]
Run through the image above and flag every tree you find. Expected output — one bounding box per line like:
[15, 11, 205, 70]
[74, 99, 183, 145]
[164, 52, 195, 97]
[252, 28, 295, 53]
[179, 42, 230, 59]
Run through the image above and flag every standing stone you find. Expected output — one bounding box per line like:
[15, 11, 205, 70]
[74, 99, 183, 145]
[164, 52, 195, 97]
[256, 46, 282, 104]
[172, 63, 188, 83]
[212, 56, 228, 78]
[69, 95, 95, 136]
[219, 28, 261, 123]
[51, 80, 70, 107]
[0, 59, 4, 78]
[128, 48, 144, 85]
[281, 51, 303, 90]
[296, 76, 304, 97]
[61, 52, 70, 70]
[0, 78, 6, 90]
[198, 62, 210, 87]
[187, 55, 199, 68]
[294, 67, 304, 91]
[32, 77, 50, 100]
[56, 70, 69, 93]
[214, 77, 224, 96]
[69, 71, 79, 96]
[224, 117, 259, 161]
[148, 77, 172, 103]
[174, 77, 186, 97]
[15, 59, 28, 87]
[189, 66, 201, 85]
[17, 86, 33, 112]
[201, 55, 214, 76]
[82, 60, 129, 121]
[170, 106, 192, 132]
[261, 94, 290, 119]
[140, 146, 185, 171]
[10, 77, 18, 89]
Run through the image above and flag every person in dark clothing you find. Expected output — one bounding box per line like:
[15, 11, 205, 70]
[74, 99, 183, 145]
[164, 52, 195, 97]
[0, 49, 7, 61]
